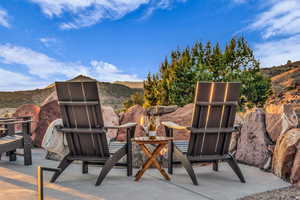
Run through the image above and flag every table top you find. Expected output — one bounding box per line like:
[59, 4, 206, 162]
[132, 136, 173, 144]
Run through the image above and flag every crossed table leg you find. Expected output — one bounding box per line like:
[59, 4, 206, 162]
[135, 143, 170, 181]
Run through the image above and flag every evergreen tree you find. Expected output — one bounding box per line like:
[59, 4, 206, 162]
[144, 37, 272, 108]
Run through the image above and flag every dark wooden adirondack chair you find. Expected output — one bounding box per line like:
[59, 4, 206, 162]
[0, 117, 32, 165]
[162, 82, 245, 185]
[50, 81, 137, 186]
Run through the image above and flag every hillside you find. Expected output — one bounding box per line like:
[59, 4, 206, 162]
[261, 61, 300, 96]
[0, 75, 142, 110]
[114, 81, 143, 89]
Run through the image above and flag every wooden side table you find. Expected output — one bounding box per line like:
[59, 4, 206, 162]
[132, 136, 173, 181]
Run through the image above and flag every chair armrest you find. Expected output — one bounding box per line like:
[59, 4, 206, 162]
[104, 122, 137, 129]
[161, 121, 189, 130]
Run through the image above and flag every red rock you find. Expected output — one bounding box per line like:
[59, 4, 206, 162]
[117, 105, 145, 140]
[235, 108, 271, 168]
[34, 100, 61, 147]
[12, 104, 40, 140]
[158, 103, 194, 140]
[265, 104, 298, 142]
[272, 128, 300, 182]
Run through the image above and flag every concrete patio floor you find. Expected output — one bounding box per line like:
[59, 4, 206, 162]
[0, 149, 290, 200]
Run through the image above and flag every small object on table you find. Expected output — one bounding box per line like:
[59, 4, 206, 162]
[132, 136, 173, 181]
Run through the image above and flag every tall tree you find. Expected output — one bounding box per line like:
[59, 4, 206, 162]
[144, 37, 272, 108]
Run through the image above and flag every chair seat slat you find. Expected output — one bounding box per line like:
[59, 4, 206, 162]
[58, 128, 106, 134]
[189, 127, 235, 133]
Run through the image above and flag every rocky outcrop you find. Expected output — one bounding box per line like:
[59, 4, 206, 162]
[235, 108, 272, 168]
[272, 129, 300, 182]
[12, 104, 40, 140]
[34, 100, 61, 147]
[102, 106, 119, 141]
[117, 105, 145, 140]
[146, 105, 178, 115]
[265, 104, 298, 142]
[229, 113, 244, 154]
[158, 103, 194, 140]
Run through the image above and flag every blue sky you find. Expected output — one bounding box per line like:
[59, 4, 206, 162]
[0, 0, 299, 91]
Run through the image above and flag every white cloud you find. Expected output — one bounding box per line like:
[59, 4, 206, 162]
[0, 8, 10, 28]
[245, 0, 300, 67]
[0, 44, 89, 79]
[91, 60, 141, 82]
[0, 44, 141, 90]
[0, 68, 48, 91]
[143, 0, 187, 19]
[29, 0, 187, 29]
[249, 0, 300, 39]
[39, 37, 58, 47]
[255, 34, 300, 67]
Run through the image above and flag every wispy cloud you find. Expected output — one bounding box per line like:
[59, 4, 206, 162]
[29, 0, 188, 29]
[0, 68, 47, 91]
[39, 37, 58, 47]
[91, 60, 141, 82]
[255, 34, 300, 67]
[0, 44, 141, 90]
[0, 8, 10, 28]
[249, 0, 300, 39]
[243, 0, 300, 67]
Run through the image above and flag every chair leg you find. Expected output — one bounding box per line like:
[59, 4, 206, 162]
[82, 162, 88, 174]
[96, 145, 127, 186]
[174, 146, 198, 185]
[127, 142, 133, 177]
[168, 140, 174, 174]
[126, 127, 133, 177]
[9, 150, 17, 161]
[212, 161, 218, 172]
[50, 155, 73, 183]
[226, 156, 246, 183]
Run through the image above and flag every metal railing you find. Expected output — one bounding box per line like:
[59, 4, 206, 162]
[37, 166, 61, 200]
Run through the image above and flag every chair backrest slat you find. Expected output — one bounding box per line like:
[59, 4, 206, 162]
[188, 82, 241, 156]
[55, 81, 109, 158]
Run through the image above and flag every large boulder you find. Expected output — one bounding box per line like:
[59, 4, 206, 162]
[34, 100, 61, 146]
[265, 104, 298, 142]
[229, 112, 245, 154]
[12, 104, 40, 140]
[117, 105, 145, 140]
[235, 108, 272, 168]
[146, 105, 178, 115]
[158, 103, 194, 140]
[272, 128, 300, 182]
[102, 106, 119, 141]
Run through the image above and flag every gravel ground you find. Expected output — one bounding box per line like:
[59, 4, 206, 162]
[239, 186, 300, 200]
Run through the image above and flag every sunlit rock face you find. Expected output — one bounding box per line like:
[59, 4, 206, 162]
[272, 128, 300, 183]
[102, 105, 119, 141]
[117, 105, 145, 141]
[265, 104, 298, 142]
[235, 108, 272, 168]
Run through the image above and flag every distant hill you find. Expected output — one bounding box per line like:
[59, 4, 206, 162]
[114, 81, 143, 89]
[261, 61, 300, 119]
[0, 75, 143, 110]
[261, 61, 300, 96]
